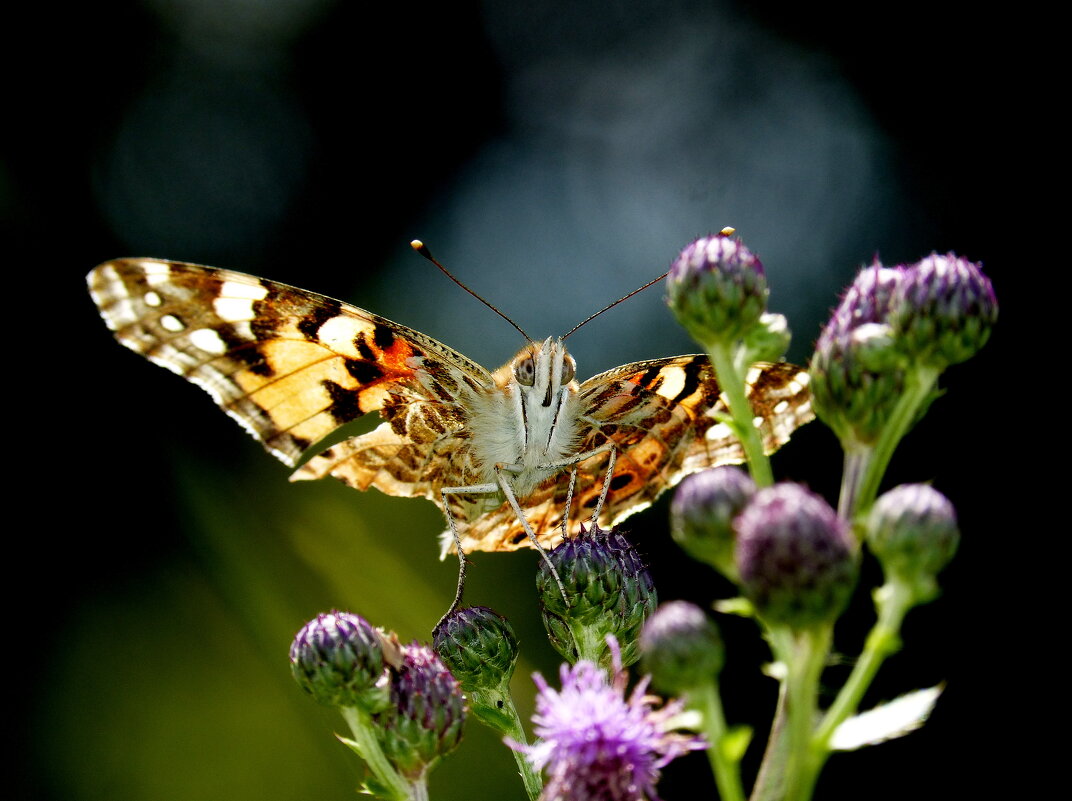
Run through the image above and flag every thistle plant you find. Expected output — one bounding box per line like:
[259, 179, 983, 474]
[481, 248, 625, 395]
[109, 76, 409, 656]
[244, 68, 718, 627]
[289, 231, 995, 801]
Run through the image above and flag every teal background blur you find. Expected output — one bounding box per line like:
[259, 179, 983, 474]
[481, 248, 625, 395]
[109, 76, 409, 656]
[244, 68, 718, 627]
[7, 2, 1032, 799]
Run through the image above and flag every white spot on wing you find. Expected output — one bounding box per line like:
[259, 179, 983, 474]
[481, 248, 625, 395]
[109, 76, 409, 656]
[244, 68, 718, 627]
[144, 291, 162, 307]
[317, 315, 375, 355]
[189, 328, 228, 355]
[232, 321, 254, 340]
[653, 367, 686, 401]
[705, 422, 734, 441]
[144, 261, 173, 286]
[214, 280, 269, 322]
[160, 314, 185, 332]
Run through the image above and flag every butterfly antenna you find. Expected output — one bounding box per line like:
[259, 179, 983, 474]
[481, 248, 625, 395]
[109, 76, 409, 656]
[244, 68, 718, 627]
[411, 240, 531, 341]
[561, 270, 669, 340]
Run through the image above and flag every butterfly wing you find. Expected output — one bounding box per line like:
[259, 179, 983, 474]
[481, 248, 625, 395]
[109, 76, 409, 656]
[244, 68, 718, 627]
[88, 258, 495, 487]
[448, 355, 812, 554]
[575, 356, 812, 522]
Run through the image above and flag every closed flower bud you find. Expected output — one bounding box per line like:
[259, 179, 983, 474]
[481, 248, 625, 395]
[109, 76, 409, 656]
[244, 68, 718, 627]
[433, 606, 519, 692]
[640, 601, 724, 694]
[667, 233, 769, 346]
[735, 484, 856, 630]
[376, 643, 466, 779]
[289, 611, 390, 712]
[867, 484, 959, 602]
[744, 312, 793, 363]
[890, 253, 997, 369]
[810, 264, 909, 444]
[538, 525, 657, 669]
[671, 466, 756, 578]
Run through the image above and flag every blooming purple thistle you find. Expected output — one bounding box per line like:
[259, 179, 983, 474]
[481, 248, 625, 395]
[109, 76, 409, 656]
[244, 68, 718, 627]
[512, 639, 704, 801]
[376, 642, 466, 779]
[890, 252, 997, 368]
[735, 484, 857, 630]
[667, 233, 769, 345]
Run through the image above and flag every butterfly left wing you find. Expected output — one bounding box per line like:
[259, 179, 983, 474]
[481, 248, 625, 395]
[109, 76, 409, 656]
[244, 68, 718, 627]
[451, 355, 812, 554]
[88, 258, 496, 474]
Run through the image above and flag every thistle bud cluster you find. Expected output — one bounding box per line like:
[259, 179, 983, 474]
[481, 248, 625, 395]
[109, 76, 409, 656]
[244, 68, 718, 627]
[811, 253, 996, 446]
[289, 611, 465, 795]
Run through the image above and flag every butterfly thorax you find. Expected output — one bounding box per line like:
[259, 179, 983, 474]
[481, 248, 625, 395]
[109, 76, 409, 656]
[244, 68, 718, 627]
[466, 337, 583, 498]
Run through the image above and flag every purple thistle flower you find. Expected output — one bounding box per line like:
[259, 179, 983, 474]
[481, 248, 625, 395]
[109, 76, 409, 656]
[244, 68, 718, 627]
[512, 639, 704, 801]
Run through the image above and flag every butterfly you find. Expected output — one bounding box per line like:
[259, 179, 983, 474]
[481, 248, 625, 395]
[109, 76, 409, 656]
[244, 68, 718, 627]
[88, 254, 812, 570]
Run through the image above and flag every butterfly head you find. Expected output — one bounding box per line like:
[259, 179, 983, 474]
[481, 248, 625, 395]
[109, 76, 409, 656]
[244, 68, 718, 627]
[511, 337, 577, 408]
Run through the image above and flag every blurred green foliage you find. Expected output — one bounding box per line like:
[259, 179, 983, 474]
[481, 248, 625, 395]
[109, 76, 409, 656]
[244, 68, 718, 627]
[36, 453, 564, 801]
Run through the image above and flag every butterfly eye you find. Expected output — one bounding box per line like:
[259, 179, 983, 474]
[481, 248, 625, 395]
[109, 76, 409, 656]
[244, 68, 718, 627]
[514, 356, 536, 386]
[561, 355, 576, 384]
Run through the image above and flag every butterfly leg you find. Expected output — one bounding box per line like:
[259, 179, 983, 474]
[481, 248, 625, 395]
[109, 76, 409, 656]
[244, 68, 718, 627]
[561, 468, 578, 540]
[490, 465, 569, 601]
[541, 441, 618, 532]
[438, 481, 499, 621]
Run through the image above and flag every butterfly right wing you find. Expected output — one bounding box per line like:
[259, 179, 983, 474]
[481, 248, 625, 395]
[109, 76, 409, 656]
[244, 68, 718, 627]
[564, 356, 812, 529]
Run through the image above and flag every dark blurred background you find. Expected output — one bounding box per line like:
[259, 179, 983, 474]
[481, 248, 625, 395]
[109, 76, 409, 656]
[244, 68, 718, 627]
[7, 2, 1031, 799]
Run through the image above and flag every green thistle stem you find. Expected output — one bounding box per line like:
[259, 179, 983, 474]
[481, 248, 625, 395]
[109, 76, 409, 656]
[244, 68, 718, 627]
[748, 682, 788, 801]
[469, 687, 543, 801]
[339, 706, 412, 801]
[847, 367, 940, 519]
[776, 626, 832, 801]
[837, 446, 872, 522]
[690, 682, 746, 801]
[707, 342, 774, 487]
[813, 580, 914, 749]
[409, 777, 430, 801]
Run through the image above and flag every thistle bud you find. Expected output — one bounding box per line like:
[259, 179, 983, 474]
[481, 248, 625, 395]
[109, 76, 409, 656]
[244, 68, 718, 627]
[376, 643, 466, 779]
[640, 601, 724, 694]
[289, 611, 390, 712]
[744, 312, 793, 363]
[867, 484, 960, 602]
[809, 264, 909, 444]
[890, 253, 997, 369]
[537, 525, 657, 669]
[671, 466, 756, 578]
[667, 233, 769, 346]
[433, 606, 519, 692]
[735, 484, 856, 630]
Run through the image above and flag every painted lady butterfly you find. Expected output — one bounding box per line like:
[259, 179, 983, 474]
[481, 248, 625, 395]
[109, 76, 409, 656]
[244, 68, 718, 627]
[88, 255, 812, 564]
